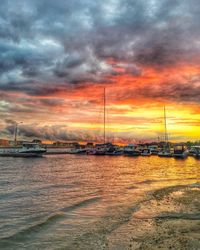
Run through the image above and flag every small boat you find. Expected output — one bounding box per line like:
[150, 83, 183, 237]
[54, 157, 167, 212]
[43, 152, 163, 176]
[158, 150, 172, 157]
[105, 150, 123, 156]
[87, 88, 108, 156]
[105, 145, 123, 156]
[87, 147, 106, 155]
[124, 144, 140, 156]
[190, 146, 200, 158]
[188, 146, 196, 156]
[66, 148, 86, 154]
[148, 145, 159, 155]
[141, 148, 151, 156]
[0, 143, 46, 157]
[87, 143, 110, 155]
[173, 145, 188, 159]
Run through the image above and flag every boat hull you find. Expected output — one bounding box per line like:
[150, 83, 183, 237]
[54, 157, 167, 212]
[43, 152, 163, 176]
[66, 150, 86, 154]
[0, 152, 44, 157]
[124, 151, 140, 156]
[87, 150, 106, 155]
[141, 149, 151, 156]
[105, 151, 123, 156]
[194, 154, 200, 159]
[158, 154, 172, 157]
[158, 151, 172, 157]
[173, 153, 188, 159]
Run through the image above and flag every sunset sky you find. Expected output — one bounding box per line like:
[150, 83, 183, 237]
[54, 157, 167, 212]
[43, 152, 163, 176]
[1, 0, 200, 143]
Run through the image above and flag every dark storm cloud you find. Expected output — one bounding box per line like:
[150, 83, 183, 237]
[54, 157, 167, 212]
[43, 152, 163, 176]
[114, 79, 200, 104]
[5, 123, 159, 142]
[1, 0, 200, 99]
[3, 121, 105, 142]
[143, 81, 200, 103]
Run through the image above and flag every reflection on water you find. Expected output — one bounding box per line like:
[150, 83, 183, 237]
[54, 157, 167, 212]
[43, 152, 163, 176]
[0, 155, 199, 249]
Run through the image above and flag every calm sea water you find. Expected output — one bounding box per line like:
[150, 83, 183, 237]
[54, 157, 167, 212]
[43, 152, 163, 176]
[0, 155, 199, 249]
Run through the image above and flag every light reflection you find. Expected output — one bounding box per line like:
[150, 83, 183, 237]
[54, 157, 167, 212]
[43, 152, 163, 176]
[0, 155, 200, 248]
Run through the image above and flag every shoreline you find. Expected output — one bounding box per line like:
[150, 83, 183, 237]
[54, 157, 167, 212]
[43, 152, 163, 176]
[108, 183, 200, 250]
[71, 183, 200, 249]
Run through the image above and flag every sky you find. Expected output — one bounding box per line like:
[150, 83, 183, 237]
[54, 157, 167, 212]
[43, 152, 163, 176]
[0, 0, 200, 143]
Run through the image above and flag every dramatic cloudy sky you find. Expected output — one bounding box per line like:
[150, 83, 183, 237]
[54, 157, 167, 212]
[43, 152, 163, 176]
[0, 0, 200, 143]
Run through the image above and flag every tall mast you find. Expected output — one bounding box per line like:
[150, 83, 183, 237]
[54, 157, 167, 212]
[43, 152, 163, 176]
[164, 106, 168, 145]
[103, 87, 106, 144]
[14, 122, 23, 146]
[14, 123, 17, 146]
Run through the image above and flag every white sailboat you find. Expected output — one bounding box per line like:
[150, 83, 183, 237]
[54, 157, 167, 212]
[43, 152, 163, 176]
[87, 87, 108, 155]
[158, 107, 172, 157]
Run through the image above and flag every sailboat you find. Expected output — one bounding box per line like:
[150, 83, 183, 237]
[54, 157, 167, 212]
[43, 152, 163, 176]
[158, 107, 172, 157]
[87, 87, 108, 155]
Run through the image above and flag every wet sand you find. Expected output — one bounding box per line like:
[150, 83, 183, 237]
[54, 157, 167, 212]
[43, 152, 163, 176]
[108, 183, 200, 250]
[72, 183, 200, 250]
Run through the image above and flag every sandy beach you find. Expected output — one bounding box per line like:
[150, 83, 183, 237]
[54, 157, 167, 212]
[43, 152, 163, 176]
[72, 183, 200, 250]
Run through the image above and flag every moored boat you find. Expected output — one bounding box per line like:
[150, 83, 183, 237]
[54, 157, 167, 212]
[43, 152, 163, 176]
[87, 148, 106, 155]
[148, 145, 159, 155]
[66, 148, 86, 154]
[0, 143, 46, 157]
[190, 146, 200, 158]
[173, 145, 188, 158]
[141, 148, 151, 156]
[88, 88, 108, 156]
[158, 106, 172, 157]
[124, 144, 140, 156]
[87, 143, 110, 155]
[105, 145, 123, 155]
[158, 150, 172, 157]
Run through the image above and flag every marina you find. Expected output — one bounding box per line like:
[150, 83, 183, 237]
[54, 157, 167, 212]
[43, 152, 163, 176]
[0, 88, 195, 159]
[0, 141, 197, 159]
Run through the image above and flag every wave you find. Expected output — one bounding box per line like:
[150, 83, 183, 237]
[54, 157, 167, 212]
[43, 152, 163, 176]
[0, 196, 101, 244]
[61, 196, 101, 212]
[0, 183, 80, 207]
[136, 178, 200, 186]
[127, 185, 138, 190]
[152, 182, 200, 200]
[0, 213, 63, 250]
[136, 179, 158, 185]
[67, 203, 141, 249]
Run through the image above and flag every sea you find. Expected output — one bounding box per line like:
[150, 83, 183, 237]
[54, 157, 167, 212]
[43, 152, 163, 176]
[0, 154, 199, 249]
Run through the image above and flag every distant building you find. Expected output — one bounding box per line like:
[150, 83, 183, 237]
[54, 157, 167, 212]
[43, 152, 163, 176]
[52, 141, 80, 147]
[0, 139, 9, 146]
